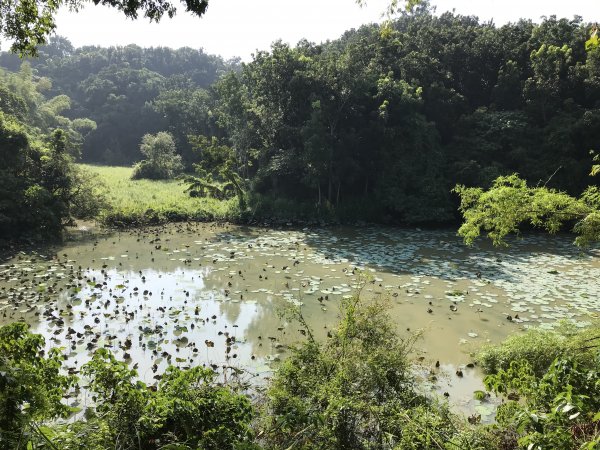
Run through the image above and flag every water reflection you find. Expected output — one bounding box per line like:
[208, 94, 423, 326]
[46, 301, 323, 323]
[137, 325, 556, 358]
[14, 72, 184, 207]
[1, 222, 599, 415]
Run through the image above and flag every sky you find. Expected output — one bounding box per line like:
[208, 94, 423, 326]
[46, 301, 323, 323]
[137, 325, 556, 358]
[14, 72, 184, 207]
[52, 0, 598, 61]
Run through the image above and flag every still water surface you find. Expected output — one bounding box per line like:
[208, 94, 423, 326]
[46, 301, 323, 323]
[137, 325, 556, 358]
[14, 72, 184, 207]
[2, 223, 599, 419]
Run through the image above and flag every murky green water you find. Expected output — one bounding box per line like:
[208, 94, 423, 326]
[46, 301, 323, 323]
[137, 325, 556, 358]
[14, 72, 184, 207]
[2, 223, 599, 420]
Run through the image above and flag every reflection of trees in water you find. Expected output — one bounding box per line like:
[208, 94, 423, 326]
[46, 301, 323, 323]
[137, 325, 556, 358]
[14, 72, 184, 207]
[211, 227, 263, 245]
[240, 296, 340, 358]
[220, 300, 241, 324]
[241, 297, 288, 358]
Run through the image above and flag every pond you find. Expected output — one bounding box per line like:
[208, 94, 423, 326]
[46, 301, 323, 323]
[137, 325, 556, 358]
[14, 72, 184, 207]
[1, 222, 599, 420]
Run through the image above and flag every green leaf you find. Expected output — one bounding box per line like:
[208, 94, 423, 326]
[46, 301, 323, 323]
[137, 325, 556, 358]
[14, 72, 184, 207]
[473, 390, 487, 401]
[586, 35, 599, 51]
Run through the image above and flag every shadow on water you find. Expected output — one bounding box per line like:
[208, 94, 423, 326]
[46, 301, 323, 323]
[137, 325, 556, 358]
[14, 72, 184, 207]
[295, 226, 599, 285]
[2, 222, 599, 422]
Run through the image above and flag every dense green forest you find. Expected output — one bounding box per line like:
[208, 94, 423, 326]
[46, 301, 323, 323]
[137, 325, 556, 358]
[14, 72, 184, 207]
[1, 5, 599, 235]
[0, 61, 105, 239]
[2, 3, 600, 449]
[0, 41, 236, 164]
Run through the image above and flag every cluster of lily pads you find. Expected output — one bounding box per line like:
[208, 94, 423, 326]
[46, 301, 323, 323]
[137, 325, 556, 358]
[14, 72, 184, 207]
[1, 224, 598, 413]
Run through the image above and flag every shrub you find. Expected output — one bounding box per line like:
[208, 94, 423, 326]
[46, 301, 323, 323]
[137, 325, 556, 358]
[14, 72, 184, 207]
[0, 324, 256, 450]
[261, 296, 468, 449]
[484, 358, 600, 449]
[0, 323, 74, 450]
[478, 323, 600, 449]
[132, 132, 183, 180]
[74, 349, 256, 449]
[476, 321, 599, 376]
[68, 166, 110, 219]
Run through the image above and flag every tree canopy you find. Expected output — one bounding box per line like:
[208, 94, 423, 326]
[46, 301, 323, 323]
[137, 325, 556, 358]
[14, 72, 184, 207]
[0, 55, 104, 239]
[1, 4, 599, 230]
[132, 131, 183, 179]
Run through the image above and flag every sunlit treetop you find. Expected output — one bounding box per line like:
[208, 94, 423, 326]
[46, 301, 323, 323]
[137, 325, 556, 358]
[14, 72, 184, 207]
[0, 0, 208, 56]
[454, 167, 600, 247]
[586, 25, 599, 50]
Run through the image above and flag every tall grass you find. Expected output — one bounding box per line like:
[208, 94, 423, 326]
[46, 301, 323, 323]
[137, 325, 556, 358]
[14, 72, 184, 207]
[80, 164, 239, 226]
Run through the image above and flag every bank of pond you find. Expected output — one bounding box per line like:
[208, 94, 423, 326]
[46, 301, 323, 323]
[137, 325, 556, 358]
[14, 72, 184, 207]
[1, 223, 599, 449]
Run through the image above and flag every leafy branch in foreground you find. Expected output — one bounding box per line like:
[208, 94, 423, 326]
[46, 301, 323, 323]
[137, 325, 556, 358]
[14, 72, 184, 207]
[453, 173, 600, 247]
[476, 323, 600, 450]
[1, 0, 208, 56]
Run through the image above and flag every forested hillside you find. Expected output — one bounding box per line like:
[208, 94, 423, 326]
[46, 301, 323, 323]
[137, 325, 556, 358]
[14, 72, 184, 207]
[0, 61, 105, 239]
[219, 9, 599, 224]
[1, 4, 599, 227]
[0, 39, 237, 164]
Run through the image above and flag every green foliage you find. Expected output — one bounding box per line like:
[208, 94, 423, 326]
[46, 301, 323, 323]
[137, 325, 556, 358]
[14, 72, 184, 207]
[262, 296, 469, 449]
[0, 324, 255, 450]
[0, 322, 74, 450]
[152, 87, 215, 164]
[68, 165, 110, 219]
[524, 44, 573, 123]
[77, 351, 254, 449]
[204, 12, 599, 226]
[188, 135, 236, 174]
[0, 62, 105, 240]
[6, 302, 598, 450]
[3, 10, 600, 227]
[146, 366, 254, 448]
[454, 175, 595, 246]
[184, 135, 248, 209]
[475, 322, 598, 376]
[0, 113, 72, 238]
[82, 349, 149, 449]
[586, 27, 598, 51]
[485, 358, 600, 449]
[0, 0, 209, 57]
[132, 132, 183, 180]
[0, 41, 234, 165]
[477, 323, 600, 449]
[0, 65, 96, 158]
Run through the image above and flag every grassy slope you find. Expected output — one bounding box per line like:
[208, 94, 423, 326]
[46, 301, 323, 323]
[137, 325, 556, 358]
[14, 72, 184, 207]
[80, 164, 238, 226]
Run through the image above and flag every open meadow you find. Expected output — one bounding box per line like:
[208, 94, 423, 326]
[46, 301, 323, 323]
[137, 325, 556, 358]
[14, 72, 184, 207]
[80, 164, 238, 226]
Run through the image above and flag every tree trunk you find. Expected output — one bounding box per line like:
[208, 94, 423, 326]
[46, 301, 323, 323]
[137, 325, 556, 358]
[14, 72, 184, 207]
[318, 183, 321, 206]
[336, 182, 341, 207]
